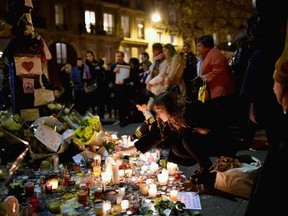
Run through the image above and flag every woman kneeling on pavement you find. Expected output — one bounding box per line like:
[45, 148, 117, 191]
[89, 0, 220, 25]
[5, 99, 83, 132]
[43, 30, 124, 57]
[115, 91, 237, 185]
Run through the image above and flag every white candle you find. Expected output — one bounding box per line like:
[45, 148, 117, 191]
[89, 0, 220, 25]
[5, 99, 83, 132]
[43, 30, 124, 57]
[149, 162, 159, 173]
[103, 200, 111, 212]
[118, 169, 125, 177]
[167, 162, 178, 175]
[148, 187, 157, 198]
[101, 171, 112, 184]
[121, 200, 129, 210]
[157, 172, 168, 186]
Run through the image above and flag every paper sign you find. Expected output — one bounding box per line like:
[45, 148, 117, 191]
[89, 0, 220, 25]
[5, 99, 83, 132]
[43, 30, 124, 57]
[34, 88, 55, 106]
[23, 78, 34, 93]
[35, 124, 62, 152]
[72, 153, 84, 164]
[20, 108, 40, 122]
[177, 192, 202, 210]
[15, 56, 42, 75]
[115, 65, 130, 83]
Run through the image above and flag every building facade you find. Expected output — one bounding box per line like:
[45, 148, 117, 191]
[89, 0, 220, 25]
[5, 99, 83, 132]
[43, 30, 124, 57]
[0, 0, 184, 86]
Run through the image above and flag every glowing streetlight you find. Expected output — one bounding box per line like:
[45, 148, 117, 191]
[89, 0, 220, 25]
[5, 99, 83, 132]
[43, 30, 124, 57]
[152, 13, 161, 23]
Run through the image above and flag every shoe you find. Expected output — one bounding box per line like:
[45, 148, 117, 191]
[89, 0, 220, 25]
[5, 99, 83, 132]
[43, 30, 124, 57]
[190, 168, 216, 185]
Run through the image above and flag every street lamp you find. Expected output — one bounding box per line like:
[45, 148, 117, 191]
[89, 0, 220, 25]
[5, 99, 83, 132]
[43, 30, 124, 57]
[151, 12, 161, 23]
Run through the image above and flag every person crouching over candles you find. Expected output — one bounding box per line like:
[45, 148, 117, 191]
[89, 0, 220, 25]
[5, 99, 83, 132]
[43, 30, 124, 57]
[115, 91, 237, 185]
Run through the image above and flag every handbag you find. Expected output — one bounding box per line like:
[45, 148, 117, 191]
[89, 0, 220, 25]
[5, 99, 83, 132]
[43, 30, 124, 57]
[198, 80, 209, 103]
[210, 155, 262, 199]
[84, 79, 98, 93]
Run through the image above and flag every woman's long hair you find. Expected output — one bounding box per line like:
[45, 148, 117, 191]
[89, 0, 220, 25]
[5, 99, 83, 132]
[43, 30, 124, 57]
[153, 92, 190, 137]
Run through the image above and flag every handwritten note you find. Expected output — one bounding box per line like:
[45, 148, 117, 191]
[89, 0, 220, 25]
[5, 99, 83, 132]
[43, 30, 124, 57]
[35, 124, 62, 152]
[177, 192, 202, 210]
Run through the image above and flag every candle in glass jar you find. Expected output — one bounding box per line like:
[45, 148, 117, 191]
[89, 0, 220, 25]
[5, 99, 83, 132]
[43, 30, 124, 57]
[148, 184, 157, 198]
[170, 189, 178, 201]
[45, 183, 52, 194]
[93, 166, 102, 177]
[25, 182, 35, 197]
[157, 173, 168, 186]
[121, 200, 129, 211]
[101, 171, 112, 184]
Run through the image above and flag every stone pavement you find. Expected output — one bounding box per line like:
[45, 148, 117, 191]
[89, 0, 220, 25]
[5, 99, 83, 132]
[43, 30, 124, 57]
[102, 120, 269, 216]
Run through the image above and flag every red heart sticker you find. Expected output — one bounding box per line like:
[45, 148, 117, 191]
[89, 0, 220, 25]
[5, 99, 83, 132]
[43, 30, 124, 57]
[22, 61, 34, 72]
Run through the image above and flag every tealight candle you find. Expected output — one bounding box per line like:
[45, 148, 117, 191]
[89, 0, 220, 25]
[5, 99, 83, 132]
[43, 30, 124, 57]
[148, 186, 157, 198]
[149, 162, 159, 173]
[101, 171, 112, 184]
[121, 200, 129, 211]
[157, 173, 168, 186]
[167, 162, 178, 175]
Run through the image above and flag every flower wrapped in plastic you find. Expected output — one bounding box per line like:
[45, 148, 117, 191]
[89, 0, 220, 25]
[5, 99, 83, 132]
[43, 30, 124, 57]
[72, 115, 120, 154]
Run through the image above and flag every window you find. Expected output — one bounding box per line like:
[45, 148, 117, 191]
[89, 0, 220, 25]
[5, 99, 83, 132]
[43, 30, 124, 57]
[85, 10, 96, 33]
[121, 15, 130, 37]
[168, 10, 177, 25]
[170, 34, 176, 45]
[136, 18, 145, 39]
[156, 32, 162, 43]
[103, 13, 113, 35]
[56, 43, 67, 64]
[55, 4, 67, 30]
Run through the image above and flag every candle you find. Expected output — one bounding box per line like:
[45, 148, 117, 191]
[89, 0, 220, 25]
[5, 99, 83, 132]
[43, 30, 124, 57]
[103, 200, 111, 212]
[149, 162, 159, 173]
[118, 169, 125, 177]
[121, 200, 129, 211]
[148, 185, 157, 198]
[157, 173, 168, 186]
[94, 154, 101, 167]
[101, 171, 112, 184]
[25, 181, 35, 197]
[124, 169, 133, 177]
[170, 189, 178, 202]
[112, 163, 120, 185]
[45, 183, 52, 194]
[167, 162, 178, 175]
[49, 175, 59, 190]
[93, 166, 102, 177]
[77, 190, 88, 203]
[139, 183, 149, 196]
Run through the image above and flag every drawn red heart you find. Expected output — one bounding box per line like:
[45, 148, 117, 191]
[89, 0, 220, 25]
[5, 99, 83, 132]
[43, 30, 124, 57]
[22, 61, 34, 72]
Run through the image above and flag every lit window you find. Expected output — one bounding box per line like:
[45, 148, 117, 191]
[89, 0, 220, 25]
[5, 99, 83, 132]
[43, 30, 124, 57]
[55, 43, 67, 64]
[121, 15, 130, 37]
[85, 10, 96, 33]
[170, 34, 176, 44]
[103, 13, 113, 35]
[55, 4, 66, 29]
[136, 18, 145, 39]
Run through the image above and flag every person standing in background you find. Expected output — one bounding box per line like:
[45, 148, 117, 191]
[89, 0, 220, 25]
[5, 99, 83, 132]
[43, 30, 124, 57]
[70, 57, 85, 115]
[59, 63, 73, 103]
[140, 52, 152, 71]
[109, 51, 131, 127]
[182, 38, 198, 100]
[197, 35, 236, 125]
[83, 49, 106, 118]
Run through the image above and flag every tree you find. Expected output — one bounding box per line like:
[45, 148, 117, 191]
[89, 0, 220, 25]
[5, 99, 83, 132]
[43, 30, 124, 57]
[174, 0, 256, 45]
